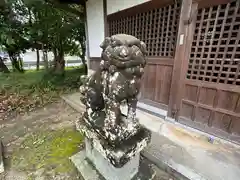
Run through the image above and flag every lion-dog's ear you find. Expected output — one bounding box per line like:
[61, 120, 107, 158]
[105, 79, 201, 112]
[100, 37, 111, 50]
[139, 41, 147, 56]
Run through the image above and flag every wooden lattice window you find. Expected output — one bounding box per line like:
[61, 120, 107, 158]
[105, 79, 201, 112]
[108, 3, 180, 57]
[187, 1, 240, 85]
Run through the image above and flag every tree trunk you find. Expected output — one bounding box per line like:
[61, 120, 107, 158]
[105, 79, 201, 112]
[52, 48, 57, 70]
[53, 38, 65, 75]
[54, 49, 65, 75]
[18, 55, 24, 72]
[0, 57, 10, 73]
[36, 49, 40, 71]
[42, 49, 49, 71]
[10, 55, 23, 73]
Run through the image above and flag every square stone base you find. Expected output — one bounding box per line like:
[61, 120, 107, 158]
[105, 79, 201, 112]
[70, 150, 156, 180]
[85, 138, 139, 180]
[77, 120, 151, 168]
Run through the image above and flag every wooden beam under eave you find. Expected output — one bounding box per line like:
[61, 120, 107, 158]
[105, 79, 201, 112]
[107, 0, 175, 21]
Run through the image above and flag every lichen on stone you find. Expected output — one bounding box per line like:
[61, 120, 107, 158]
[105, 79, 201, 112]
[11, 128, 83, 178]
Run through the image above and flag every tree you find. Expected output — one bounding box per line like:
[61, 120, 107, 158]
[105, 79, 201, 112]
[0, 0, 31, 72]
[0, 0, 87, 74]
[24, 0, 86, 75]
[69, 20, 87, 73]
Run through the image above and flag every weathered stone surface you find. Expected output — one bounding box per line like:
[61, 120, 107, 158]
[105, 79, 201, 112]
[75, 34, 150, 179]
[79, 34, 148, 146]
[77, 34, 149, 168]
[85, 138, 140, 180]
[70, 151, 102, 180]
[77, 119, 150, 168]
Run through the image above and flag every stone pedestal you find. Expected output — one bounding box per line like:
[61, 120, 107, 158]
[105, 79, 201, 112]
[85, 137, 140, 180]
[70, 119, 154, 180]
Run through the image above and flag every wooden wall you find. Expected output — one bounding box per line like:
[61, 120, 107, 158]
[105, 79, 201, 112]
[107, 1, 180, 108]
[176, 0, 240, 143]
[101, 0, 240, 143]
[179, 81, 240, 143]
[141, 57, 173, 109]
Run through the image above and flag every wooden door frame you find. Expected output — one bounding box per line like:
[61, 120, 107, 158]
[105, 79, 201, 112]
[168, 0, 198, 119]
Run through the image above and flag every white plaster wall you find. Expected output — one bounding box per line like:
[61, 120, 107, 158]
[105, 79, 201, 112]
[107, 0, 150, 15]
[86, 0, 104, 57]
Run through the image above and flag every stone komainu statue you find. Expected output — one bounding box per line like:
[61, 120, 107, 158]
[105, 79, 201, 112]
[79, 34, 147, 145]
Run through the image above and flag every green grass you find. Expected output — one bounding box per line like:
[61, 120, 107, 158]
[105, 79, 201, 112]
[12, 128, 84, 176]
[0, 66, 85, 91]
[0, 67, 85, 119]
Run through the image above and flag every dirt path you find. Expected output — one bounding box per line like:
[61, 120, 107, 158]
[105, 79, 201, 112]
[0, 100, 177, 180]
[0, 101, 83, 180]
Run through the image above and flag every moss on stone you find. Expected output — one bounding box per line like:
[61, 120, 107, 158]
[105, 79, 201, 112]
[11, 128, 83, 176]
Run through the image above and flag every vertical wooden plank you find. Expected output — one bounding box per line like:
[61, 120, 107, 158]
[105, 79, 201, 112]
[149, 10, 153, 56]
[231, 1, 240, 84]
[134, 14, 138, 37]
[211, 3, 229, 83]
[141, 65, 149, 99]
[169, 3, 177, 57]
[218, 2, 237, 83]
[132, 15, 135, 36]
[191, 8, 204, 79]
[122, 17, 125, 34]
[158, 66, 166, 103]
[162, 66, 173, 104]
[160, 7, 166, 56]
[206, 5, 220, 82]
[168, 0, 198, 118]
[146, 65, 156, 101]
[155, 65, 164, 102]
[155, 9, 160, 56]
[153, 9, 158, 56]
[191, 85, 200, 121]
[199, 7, 212, 80]
[164, 5, 172, 56]
[144, 12, 149, 55]
[141, 13, 144, 40]
[154, 65, 173, 105]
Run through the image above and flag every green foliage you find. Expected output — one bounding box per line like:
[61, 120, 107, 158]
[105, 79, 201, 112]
[0, 0, 86, 73]
[0, 66, 84, 120]
[0, 0, 32, 72]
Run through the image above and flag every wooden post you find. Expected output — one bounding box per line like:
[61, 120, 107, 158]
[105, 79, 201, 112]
[168, 0, 198, 119]
[84, 1, 91, 72]
[103, 0, 108, 37]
